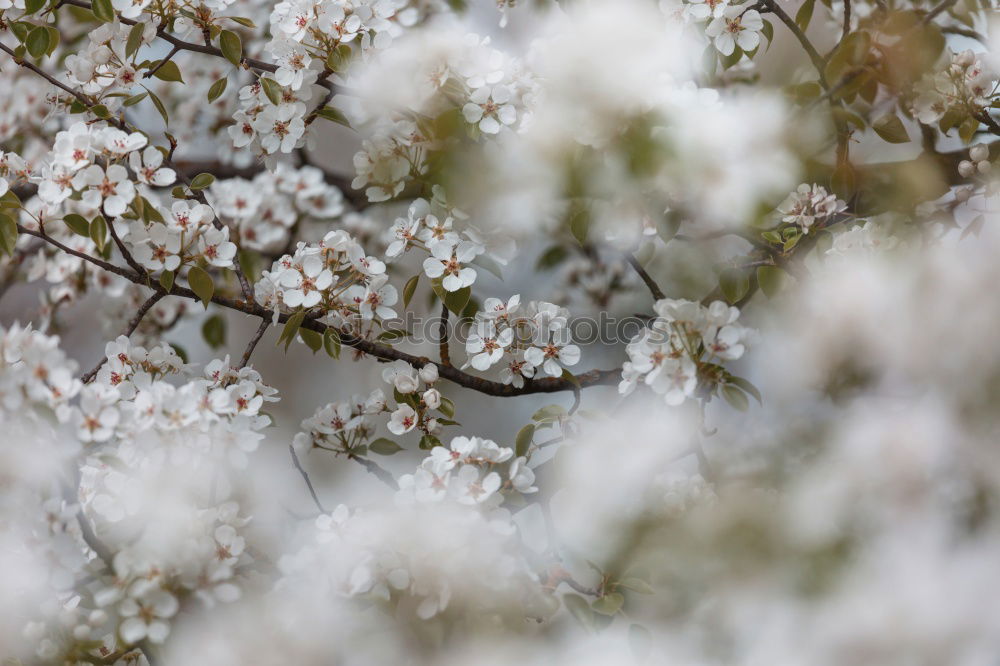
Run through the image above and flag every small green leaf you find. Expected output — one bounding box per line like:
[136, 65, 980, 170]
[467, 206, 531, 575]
[323, 327, 341, 359]
[228, 16, 256, 28]
[207, 77, 228, 103]
[24, 0, 46, 13]
[159, 269, 175, 292]
[299, 327, 323, 353]
[402, 274, 419, 308]
[0, 214, 17, 257]
[872, 114, 910, 144]
[756, 265, 784, 298]
[144, 86, 169, 125]
[719, 268, 750, 304]
[187, 265, 215, 309]
[532, 404, 567, 423]
[443, 286, 471, 316]
[89, 215, 107, 253]
[438, 396, 455, 419]
[471, 254, 504, 280]
[189, 173, 215, 190]
[26, 26, 50, 59]
[515, 423, 535, 457]
[618, 577, 654, 594]
[152, 59, 184, 83]
[727, 376, 762, 405]
[591, 592, 625, 616]
[90, 104, 111, 119]
[569, 206, 589, 244]
[201, 314, 226, 349]
[126, 21, 146, 58]
[536, 245, 569, 270]
[314, 106, 351, 127]
[92, 0, 115, 23]
[721, 384, 749, 412]
[259, 77, 282, 105]
[63, 214, 91, 237]
[419, 434, 442, 450]
[369, 438, 403, 455]
[795, 0, 815, 32]
[278, 312, 305, 351]
[219, 30, 242, 67]
[123, 92, 148, 107]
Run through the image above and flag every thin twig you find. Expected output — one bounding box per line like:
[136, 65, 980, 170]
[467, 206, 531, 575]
[438, 302, 452, 367]
[289, 445, 327, 514]
[625, 253, 665, 301]
[238, 318, 269, 369]
[349, 455, 398, 489]
[760, 0, 829, 88]
[142, 44, 181, 79]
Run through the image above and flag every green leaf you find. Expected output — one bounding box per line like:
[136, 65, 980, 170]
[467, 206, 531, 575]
[201, 314, 226, 349]
[144, 86, 169, 125]
[0, 214, 17, 257]
[126, 21, 146, 58]
[591, 592, 624, 616]
[90, 104, 111, 119]
[44, 26, 60, 56]
[959, 115, 980, 144]
[63, 214, 91, 237]
[325, 43, 353, 72]
[719, 268, 750, 304]
[89, 215, 107, 253]
[92, 0, 115, 23]
[24, 0, 46, 13]
[314, 106, 351, 127]
[369, 438, 403, 455]
[123, 92, 148, 107]
[152, 59, 183, 83]
[618, 577, 654, 594]
[438, 396, 455, 419]
[299, 327, 323, 353]
[402, 274, 419, 308]
[187, 265, 215, 309]
[159, 269, 175, 292]
[761, 19, 774, 50]
[219, 30, 242, 66]
[515, 423, 535, 457]
[189, 173, 215, 190]
[532, 404, 567, 423]
[207, 77, 228, 103]
[259, 77, 282, 105]
[536, 245, 569, 270]
[9, 21, 29, 43]
[323, 327, 341, 359]
[727, 376, 762, 405]
[569, 206, 588, 244]
[277, 311, 305, 351]
[756, 265, 784, 298]
[418, 434, 442, 450]
[26, 26, 50, 59]
[872, 114, 910, 144]
[795, 0, 815, 32]
[721, 384, 749, 412]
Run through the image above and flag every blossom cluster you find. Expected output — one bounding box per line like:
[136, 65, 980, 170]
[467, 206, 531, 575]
[63, 20, 156, 99]
[778, 183, 848, 234]
[381, 359, 446, 437]
[292, 388, 386, 454]
[620, 298, 755, 405]
[464, 296, 582, 386]
[254, 228, 395, 329]
[396, 435, 537, 506]
[912, 49, 998, 126]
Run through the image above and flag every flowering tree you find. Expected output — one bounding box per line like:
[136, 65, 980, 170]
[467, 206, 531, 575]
[1, 0, 1000, 662]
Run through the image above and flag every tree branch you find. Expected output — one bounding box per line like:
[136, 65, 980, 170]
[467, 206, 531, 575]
[238, 318, 269, 369]
[81, 290, 166, 383]
[625, 253, 665, 301]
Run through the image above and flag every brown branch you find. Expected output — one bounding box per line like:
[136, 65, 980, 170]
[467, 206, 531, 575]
[923, 0, 958, 23]
[760, 0, 829, 88]
[438, 302, 452, 367]
[348, 454, 398, 489]
[17, 223, 620, 397]
[142, 44, 182, 80]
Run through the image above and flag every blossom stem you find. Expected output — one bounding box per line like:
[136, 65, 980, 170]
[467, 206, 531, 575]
[238, 318, 270, 369]
[289, 444, 327, 514]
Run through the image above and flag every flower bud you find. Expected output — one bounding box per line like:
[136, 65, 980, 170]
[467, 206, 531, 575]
[978, 160, 992, 175]
[958, 160, 975, 178]
[970, 144, 989, 162]
[422, 388, 441, 409]
[418, 363, 439, 384]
